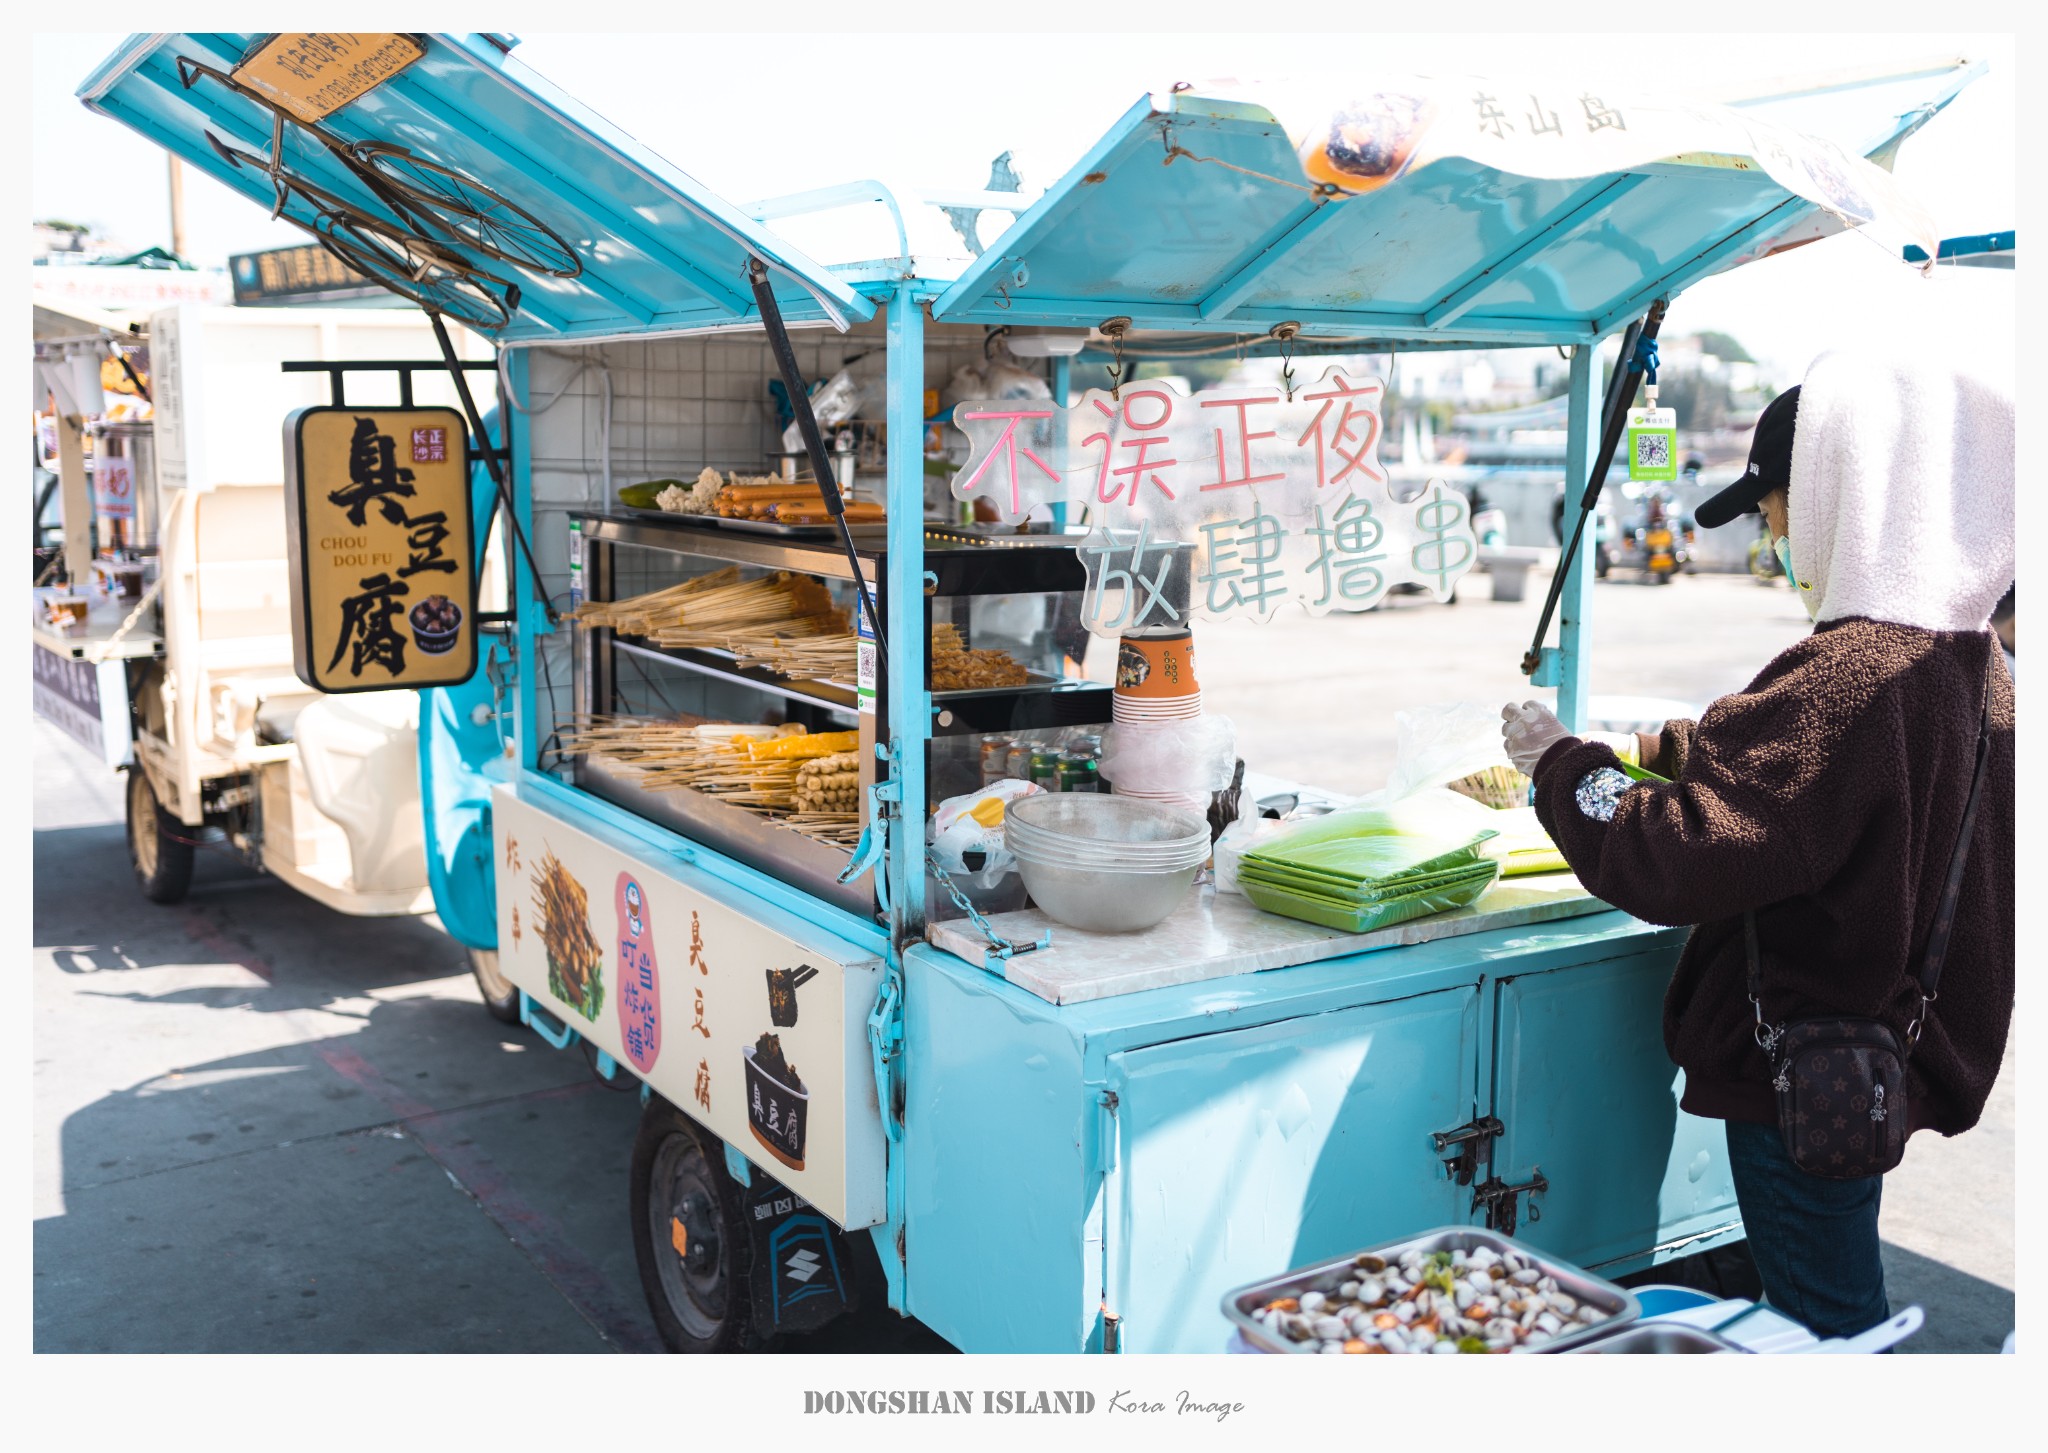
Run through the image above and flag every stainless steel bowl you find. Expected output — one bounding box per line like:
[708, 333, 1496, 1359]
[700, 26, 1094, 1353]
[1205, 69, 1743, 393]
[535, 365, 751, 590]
[1008, 792, 1206, 844]
[1010, 849, 1201, 932]
[1003, 825, 1208, 868]
[1010, 840, 1207, 873]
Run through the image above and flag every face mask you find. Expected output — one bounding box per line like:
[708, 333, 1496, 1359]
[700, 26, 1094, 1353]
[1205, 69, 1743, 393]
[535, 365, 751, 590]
[1774, 535, 1820, 621]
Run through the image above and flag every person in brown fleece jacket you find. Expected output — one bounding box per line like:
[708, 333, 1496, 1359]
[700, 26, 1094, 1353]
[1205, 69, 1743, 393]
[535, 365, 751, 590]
[1504, 353, 2013, 1341]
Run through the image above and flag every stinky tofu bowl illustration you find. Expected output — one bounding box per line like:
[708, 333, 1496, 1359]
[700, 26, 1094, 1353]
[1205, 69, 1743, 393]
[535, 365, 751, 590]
[408, 593, 463, 654]
[743, 1032, 809, 1171]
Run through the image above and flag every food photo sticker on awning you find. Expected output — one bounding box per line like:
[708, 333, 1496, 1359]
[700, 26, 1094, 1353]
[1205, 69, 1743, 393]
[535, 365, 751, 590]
[1202, 73, 1942, 262]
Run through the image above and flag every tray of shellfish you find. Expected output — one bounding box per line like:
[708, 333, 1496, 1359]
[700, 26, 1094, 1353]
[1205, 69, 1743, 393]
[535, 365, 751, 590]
[1223, 1227, 1640, 1354]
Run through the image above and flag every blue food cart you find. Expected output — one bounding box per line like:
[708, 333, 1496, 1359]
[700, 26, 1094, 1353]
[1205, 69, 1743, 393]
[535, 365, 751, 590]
[81, 34, 1978, 1352]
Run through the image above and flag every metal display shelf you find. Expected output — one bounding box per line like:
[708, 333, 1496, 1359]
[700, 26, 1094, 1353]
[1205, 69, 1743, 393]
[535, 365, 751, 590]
[572, 512, 1101, 596]
[572, 752, 872, 920]
[612, 636, 861, 716]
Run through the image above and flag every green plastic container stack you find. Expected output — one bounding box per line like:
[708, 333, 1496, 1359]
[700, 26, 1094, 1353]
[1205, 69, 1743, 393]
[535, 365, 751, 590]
[1238, 795, 1503, 934]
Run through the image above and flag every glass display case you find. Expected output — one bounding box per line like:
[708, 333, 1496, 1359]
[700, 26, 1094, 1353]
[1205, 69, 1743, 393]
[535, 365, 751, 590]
[568, 513, 1114, 921]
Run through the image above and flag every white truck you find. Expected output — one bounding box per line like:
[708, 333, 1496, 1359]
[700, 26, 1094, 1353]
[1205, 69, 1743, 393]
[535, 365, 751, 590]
[48, 305, 494, 918]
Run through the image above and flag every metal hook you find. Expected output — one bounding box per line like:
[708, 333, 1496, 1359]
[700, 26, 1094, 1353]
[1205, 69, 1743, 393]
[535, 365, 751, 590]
[1100, 315, 1132, 402]
[1269, 320, 1301, 402]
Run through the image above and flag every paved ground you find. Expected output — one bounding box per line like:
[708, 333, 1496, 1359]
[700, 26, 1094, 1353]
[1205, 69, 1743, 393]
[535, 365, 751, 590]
[33, 570, 2012, 1352]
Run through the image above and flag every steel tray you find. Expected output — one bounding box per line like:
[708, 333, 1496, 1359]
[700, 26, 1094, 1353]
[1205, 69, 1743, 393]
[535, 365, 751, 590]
[1567, 1323, 1746, 1354]
[618, 505, 888, 541]
[1221, 1227, 1640, 1355]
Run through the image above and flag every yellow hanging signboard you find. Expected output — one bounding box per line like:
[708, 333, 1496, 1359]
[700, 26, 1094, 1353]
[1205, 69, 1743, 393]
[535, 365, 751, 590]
[284, 406, 477, 693]
[232, 33, 427, 123]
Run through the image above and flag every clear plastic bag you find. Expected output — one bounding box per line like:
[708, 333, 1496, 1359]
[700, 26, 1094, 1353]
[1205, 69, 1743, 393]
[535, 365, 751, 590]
[1384, 700, 1526, 801]
[928, 777, 1042, 889]
[782, 368, 865, 454]
[1099, 716, 1238, 795]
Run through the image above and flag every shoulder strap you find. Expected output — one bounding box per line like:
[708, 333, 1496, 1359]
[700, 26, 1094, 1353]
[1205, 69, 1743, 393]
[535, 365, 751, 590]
[1913, 640, 2000, 1008]
[1743, 910, 1771, 1048]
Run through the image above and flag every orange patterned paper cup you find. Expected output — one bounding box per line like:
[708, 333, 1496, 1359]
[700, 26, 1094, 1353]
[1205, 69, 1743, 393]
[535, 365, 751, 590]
[1114, 632, 1199, 700]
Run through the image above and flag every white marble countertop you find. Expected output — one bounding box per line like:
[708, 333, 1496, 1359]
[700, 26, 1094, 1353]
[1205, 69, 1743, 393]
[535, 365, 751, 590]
[926, 872, 1607, 1005]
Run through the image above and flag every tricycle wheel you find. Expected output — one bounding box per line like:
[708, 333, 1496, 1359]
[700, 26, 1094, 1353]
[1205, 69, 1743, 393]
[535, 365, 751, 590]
[631, 1098, 758, 1353]
[467, 947, 521, 1023]
[125, 766, 193, 905]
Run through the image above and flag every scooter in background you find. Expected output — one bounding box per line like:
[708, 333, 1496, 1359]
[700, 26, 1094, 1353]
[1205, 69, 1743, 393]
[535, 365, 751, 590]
[1628, 482, 1694, 585]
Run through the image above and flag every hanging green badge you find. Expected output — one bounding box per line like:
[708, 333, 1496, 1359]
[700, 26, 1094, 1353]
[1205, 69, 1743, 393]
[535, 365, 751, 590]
[1627, 406, 1678, 482]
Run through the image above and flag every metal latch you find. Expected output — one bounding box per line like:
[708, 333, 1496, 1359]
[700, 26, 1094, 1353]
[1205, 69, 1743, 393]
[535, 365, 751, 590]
[1473, 1170, 1549, 1238]
[1431, 1116, 1503, 1187]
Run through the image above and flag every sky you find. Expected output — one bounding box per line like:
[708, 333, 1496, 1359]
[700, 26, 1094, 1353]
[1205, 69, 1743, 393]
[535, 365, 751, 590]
[31, 29, 2016, 390]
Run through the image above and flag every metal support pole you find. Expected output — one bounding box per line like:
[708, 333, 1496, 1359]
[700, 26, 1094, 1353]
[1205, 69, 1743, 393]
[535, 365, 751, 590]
[883, 284, 928, 942]
[1557, 343, 1600, 733]
[56, 412, 92, 587]
[1049, 355, 1071, 532]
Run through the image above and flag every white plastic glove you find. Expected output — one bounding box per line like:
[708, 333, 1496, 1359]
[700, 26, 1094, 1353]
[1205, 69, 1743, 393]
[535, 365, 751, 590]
[1585, 729, 1645, 767]
[1501, 700, 1572, 778]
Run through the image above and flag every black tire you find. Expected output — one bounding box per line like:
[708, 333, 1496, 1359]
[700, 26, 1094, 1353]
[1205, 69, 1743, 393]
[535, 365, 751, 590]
[125, 766, 194, 904]
[630, 1098, 759, 1353]
[468, 947, 521, 1024]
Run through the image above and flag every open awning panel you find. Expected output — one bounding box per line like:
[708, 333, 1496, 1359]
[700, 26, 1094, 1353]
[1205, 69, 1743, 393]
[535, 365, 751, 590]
[80, 33, 874, 342]
[934, 64, 1977, 343]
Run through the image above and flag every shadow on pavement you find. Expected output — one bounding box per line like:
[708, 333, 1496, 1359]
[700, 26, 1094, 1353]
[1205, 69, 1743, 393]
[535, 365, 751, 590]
[1883, 1241, 2014, 1354]
[35, 821, 950, 1353]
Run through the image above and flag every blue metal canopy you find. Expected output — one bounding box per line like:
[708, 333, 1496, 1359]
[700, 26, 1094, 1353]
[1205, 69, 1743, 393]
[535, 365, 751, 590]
[78, 33, 874, 342]
[932, 65, 1979, 345]
[1905, 230, 2015, 269]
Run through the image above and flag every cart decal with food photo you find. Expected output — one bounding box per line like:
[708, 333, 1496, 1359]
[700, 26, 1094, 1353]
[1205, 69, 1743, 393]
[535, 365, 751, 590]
[531, 848, 604, 1021]
[744, 1031, 809, 1172]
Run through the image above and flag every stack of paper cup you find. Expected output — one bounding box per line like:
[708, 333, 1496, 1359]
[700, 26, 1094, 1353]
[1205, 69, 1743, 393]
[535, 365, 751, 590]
[1112, 630, 1200, 724]
[1110, 629, 1216, 819]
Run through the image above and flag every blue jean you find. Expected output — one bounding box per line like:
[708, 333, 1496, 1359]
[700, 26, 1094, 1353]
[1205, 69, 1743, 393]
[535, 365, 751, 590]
[1723, 1118, 1890, 1340]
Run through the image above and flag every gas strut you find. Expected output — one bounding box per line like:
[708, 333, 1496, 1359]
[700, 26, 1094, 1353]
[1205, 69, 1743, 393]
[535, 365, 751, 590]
[1520, 298, 1668, 677]
[745, 258, 887, 671]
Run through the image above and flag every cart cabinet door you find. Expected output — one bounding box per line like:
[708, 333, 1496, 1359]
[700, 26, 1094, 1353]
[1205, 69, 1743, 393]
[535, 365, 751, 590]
[1107, 986, 1478, 1354]
[1489, 946, 1741, 1274]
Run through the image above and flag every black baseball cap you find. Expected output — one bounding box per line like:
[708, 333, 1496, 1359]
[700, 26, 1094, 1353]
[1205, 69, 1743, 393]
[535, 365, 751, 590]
[1696, 385, 1800, 528]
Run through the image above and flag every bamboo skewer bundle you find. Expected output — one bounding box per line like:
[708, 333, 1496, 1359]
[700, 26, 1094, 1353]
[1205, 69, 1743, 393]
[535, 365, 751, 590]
[783, 813, 863, 847]
[570, 565, 741, 633]
[573, 570, 844, 641]
[557, 715, 862, 846]
[733, 633, 860, 679]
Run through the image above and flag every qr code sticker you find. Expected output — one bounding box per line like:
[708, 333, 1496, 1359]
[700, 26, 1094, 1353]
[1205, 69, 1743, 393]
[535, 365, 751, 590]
[856, 640, 878, 693]
[1634, 432, 1671, 471]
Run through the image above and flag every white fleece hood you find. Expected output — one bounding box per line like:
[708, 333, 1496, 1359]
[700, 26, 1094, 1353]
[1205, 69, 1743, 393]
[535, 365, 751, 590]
[1788, 350, 2014, 632]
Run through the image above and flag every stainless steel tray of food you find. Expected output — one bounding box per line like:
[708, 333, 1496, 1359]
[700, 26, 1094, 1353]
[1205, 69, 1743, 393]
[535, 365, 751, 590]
[1566, 1323, 1747, 1354]
[708, 515, 891, 541]
[1222, 1227, 1640, 1355]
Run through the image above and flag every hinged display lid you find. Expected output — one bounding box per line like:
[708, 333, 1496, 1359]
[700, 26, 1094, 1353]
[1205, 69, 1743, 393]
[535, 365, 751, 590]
[81, 33, 875, 343]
